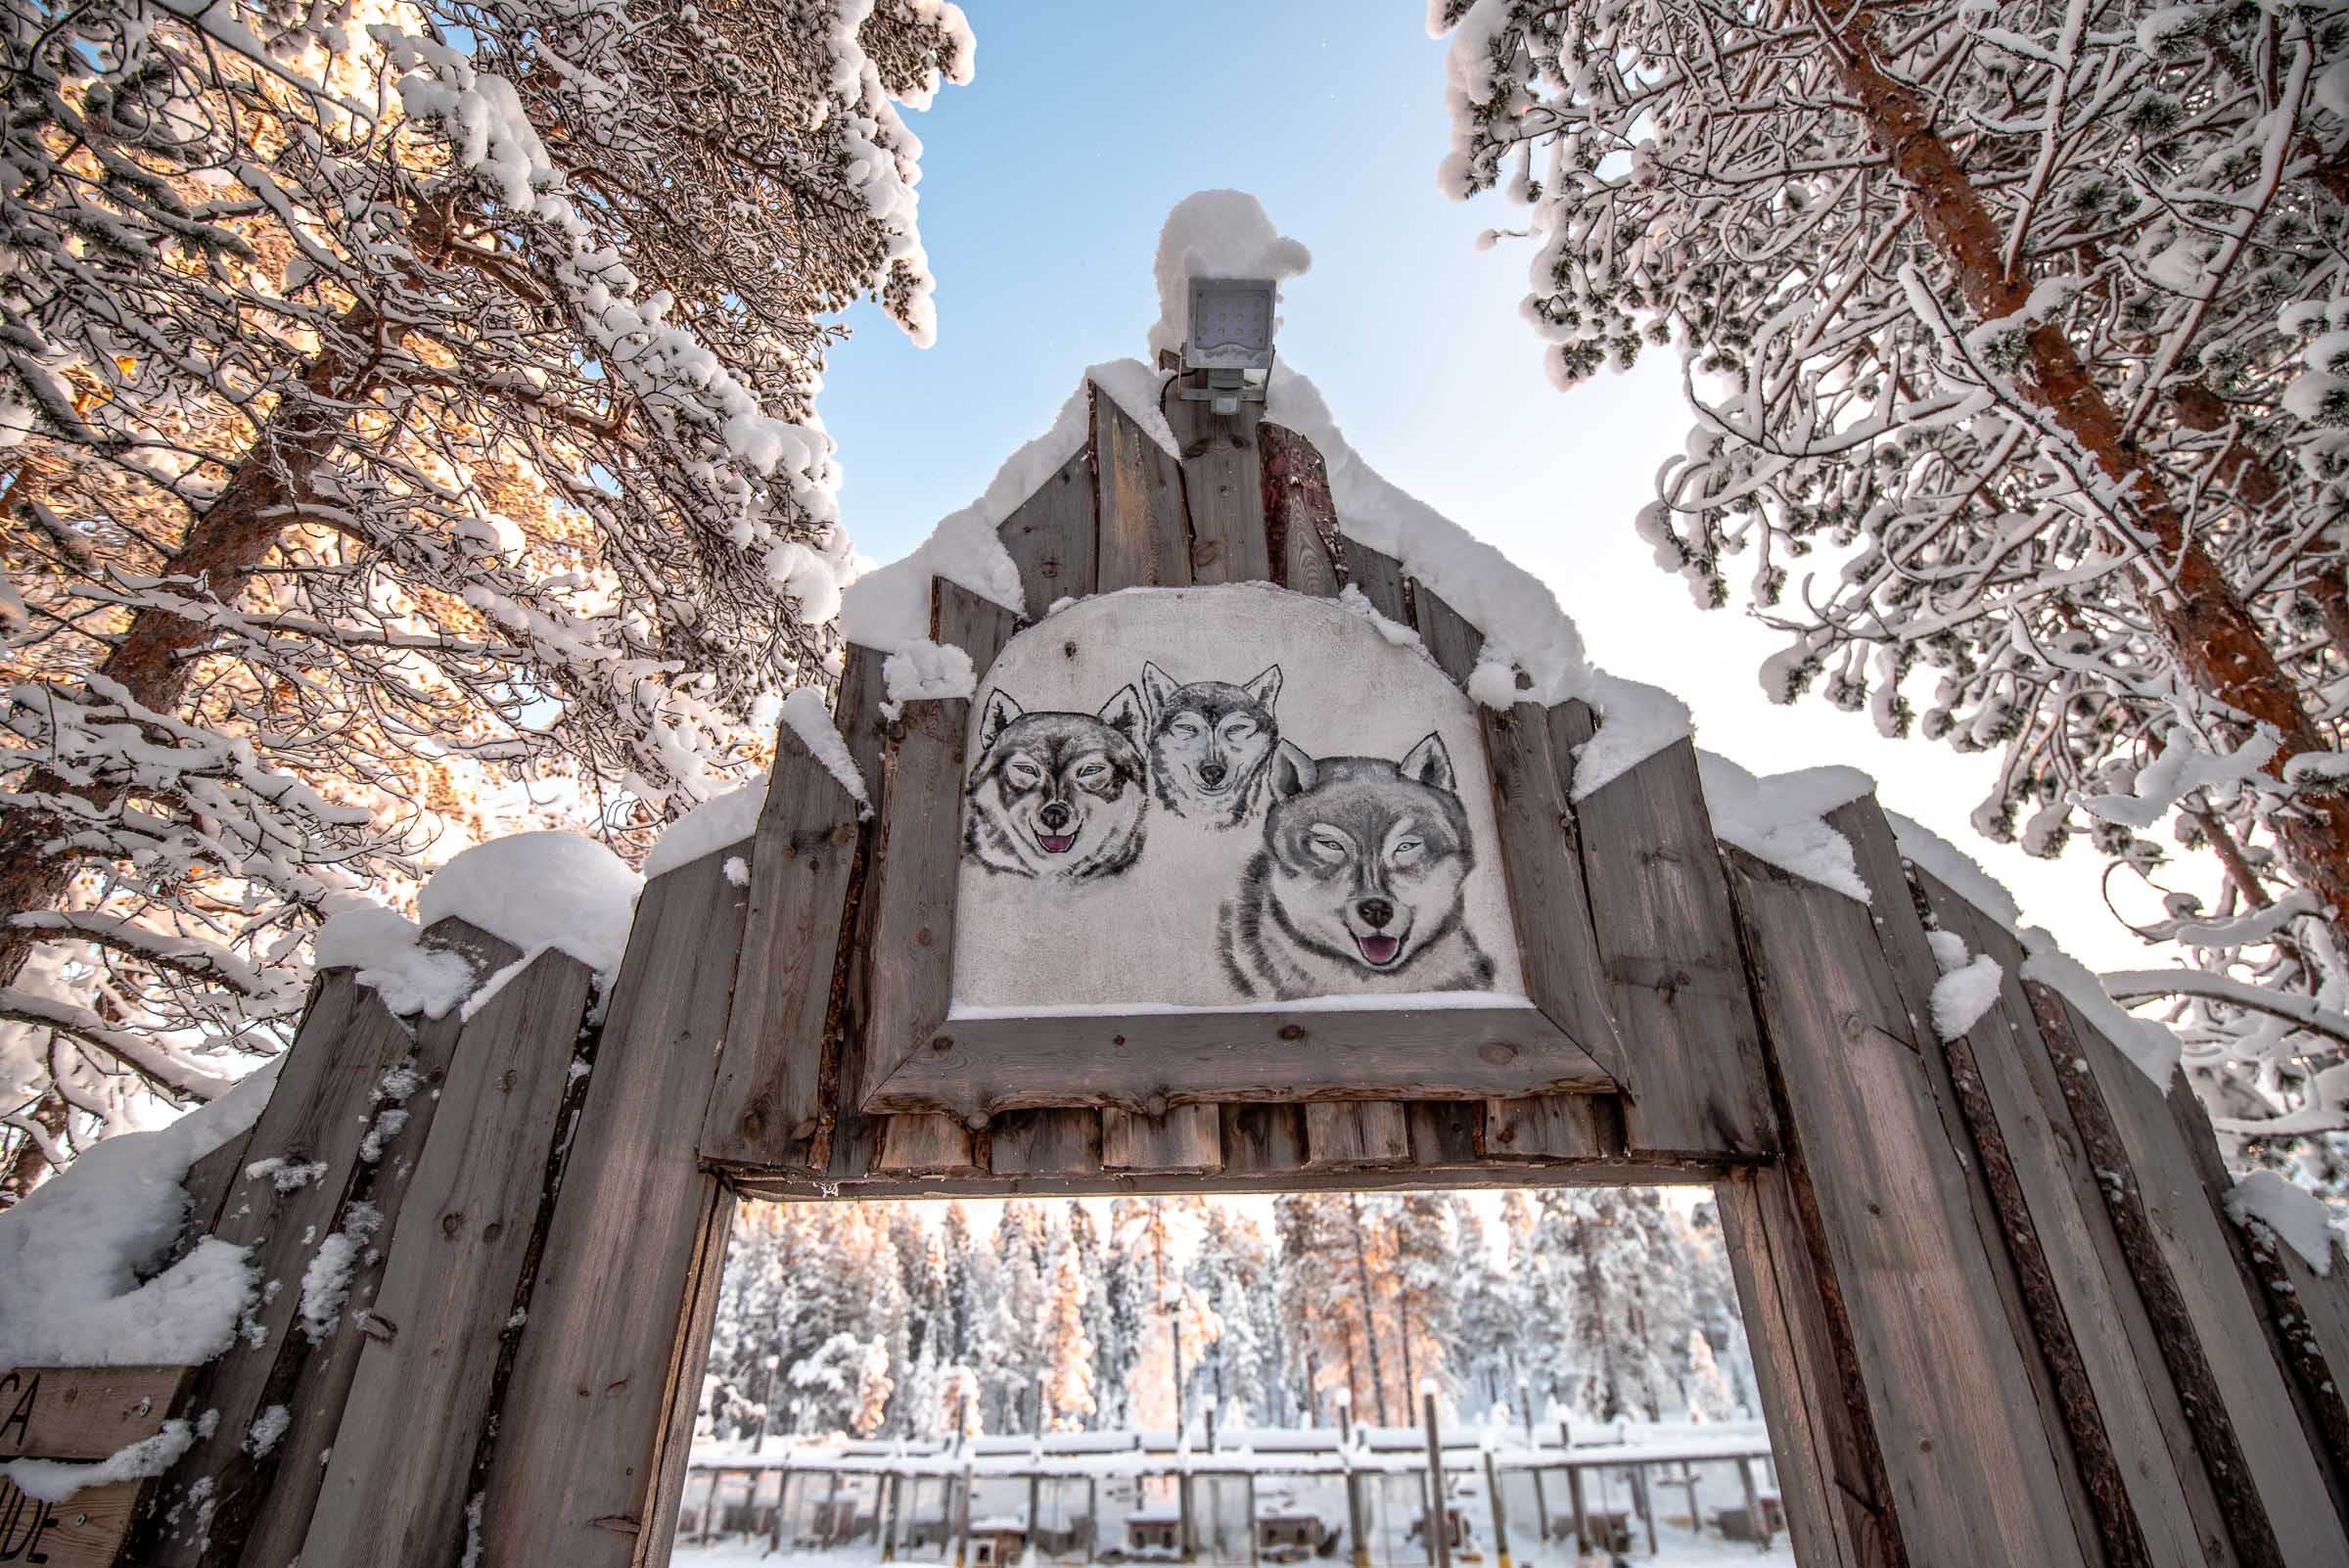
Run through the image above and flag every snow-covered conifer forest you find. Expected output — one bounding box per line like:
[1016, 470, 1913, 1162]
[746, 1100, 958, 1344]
[1432, 1, 2349, 1193]
[698, 1194, 1751, 1444]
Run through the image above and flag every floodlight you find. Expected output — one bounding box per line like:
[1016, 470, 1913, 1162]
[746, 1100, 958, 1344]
[1182, 276, 1276, 416]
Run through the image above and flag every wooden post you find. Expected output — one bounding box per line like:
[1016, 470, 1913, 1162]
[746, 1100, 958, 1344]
[956, 1455, 976, 1568]
[823, 1466, 846, 1546]
[1346, 1467, 1370, 1568]
[1481, 1450, 1512, 1568]
[1029, 1469, 1043, 1555]
[1568, 1468, 1588, 1555]
[1179, 1464, 1197, 1564]
[882, 1470, 900, 1561]
[1421, 1388, 1451, 1568]
[774, 1459, 795, 1553]
[1635, 1464, 1656, 1557]
[1246, 1470, 1261, 1568]
[1528, 1467, 1548, 1545]
[1737, 1457, 1767, 1550]
[1087, 1476, 1100, 1564]
[695, 1470, 716, 1545]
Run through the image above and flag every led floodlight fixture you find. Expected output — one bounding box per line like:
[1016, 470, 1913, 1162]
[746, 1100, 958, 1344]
[1182, 276, 1276, 417]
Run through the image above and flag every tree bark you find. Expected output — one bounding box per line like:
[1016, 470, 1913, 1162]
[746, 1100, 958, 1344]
[1824, 11, 2349, 950]
[0, 336, 371, 1028]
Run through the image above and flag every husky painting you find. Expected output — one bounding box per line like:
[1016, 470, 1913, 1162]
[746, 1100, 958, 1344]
[1220, 733, 1496, 999]
[1138, 661, 1283, 828]
[965, 686, 1149, 882]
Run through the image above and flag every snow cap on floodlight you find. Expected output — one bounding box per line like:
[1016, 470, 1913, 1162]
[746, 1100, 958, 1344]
[1148, 188, 1312, 362]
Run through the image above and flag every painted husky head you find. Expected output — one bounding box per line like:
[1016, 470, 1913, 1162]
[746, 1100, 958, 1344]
[1254, 733, 1476, 973]
[964, 686, 1149, 881]
[1138, 661, 1282, 827]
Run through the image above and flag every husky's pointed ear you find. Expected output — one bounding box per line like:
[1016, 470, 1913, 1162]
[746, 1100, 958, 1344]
[1268, 740, 1317, 801]
[1243, 664, 1283, 713]
[976, 689, 1024, 757]
[1139, 661, 1179, 720]
[1098, 684, 1144, 741]
[1399, 732, 1455, 794]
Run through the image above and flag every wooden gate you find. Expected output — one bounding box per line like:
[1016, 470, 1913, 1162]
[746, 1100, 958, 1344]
[29, 373, 2349, 1568]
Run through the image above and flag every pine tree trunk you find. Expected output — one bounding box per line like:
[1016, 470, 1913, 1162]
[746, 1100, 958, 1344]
[1824, 12, 2349, 948]
[0, 331, 374, 1003]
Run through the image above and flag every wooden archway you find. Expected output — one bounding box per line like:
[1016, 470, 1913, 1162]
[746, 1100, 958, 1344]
[64, 371, 2349, 1568]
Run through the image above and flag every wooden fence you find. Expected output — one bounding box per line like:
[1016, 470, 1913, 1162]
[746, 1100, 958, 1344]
[15, 367, 2349, 1568]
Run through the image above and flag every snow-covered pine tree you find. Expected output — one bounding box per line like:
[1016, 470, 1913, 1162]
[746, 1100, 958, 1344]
[0, 0, 972, 1194]
[1042, 1232, 1098, 1432]
[1431, 0, 2349, 1180]
[1384, 1192, 1460, 1406]
[1098, 1197, 1153, 1429]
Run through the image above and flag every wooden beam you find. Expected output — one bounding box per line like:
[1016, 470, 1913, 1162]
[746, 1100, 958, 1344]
[1217, 1104, 1306, 1179]
[987, 1109, 1103, 1178]
[1917, 874, 2236, 1568]
[1002, 443, 1099, 619]
[1258, 420, 1340, 598]
[473, 848, 753, 1568]
[1093, 384, 1188, 591]
[1480, 1094, 1617, 1162]
[1555, 714, 1774, 1158]
[134, 977, 421, 1568]
[1170, 392, 1268, 583]
[821, 644, 894, 1183]
[2031, 984, 2342, 1566]
[0, 1366, 189, 1460]
[1301, 1103, 1410, 1170]
[1101, 1106, 1223, 1175]
[699, 715, 865, 1168]
[1722, 826, 2098, 1568]
[1339, 540, 1410, 625]
[1715, 1166, 1895, 1568]
[859, 580, 1021, 1169]
[874, 1113, 984, 1176]
[301, 949, 598, 1568]
[866, 1003, 1606, 1121]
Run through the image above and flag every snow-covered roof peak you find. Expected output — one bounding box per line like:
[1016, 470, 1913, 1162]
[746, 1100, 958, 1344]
[1147, 190, 1313, 363]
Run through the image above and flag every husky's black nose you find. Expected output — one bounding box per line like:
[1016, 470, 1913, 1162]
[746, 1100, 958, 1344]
[1358, 898, 1394, 929]
[1198, 761, 1227, 786]
[1038, 802, 1072, 830]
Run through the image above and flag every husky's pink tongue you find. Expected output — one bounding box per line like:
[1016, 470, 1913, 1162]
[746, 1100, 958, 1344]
[1357, 933, 1402, 966]
[1037, 833, 1077, 853]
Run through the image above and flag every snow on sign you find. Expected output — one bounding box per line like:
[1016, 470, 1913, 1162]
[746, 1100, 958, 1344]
[952, 586, 1525, 1010]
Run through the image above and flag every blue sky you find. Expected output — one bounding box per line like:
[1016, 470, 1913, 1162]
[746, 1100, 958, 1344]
[813, 3, 2144, 964]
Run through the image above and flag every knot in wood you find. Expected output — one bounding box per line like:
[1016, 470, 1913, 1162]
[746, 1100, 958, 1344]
[1277, 1024, 1305, 1041]
[440, 1211, 464, 1236]
[929, 1036, 954, 1054]
[356, 1312, 397, 1343]
[1478, 1040, 1519, 1065]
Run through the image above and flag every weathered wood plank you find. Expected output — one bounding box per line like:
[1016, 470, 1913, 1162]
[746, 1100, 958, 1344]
[0, 1366, 188, 1460]
[1470, 696, 1625, 1084]
[1218, 1104, 1305, 1178]
[874, 1114, 984, 1176]
[1918, 875, 2235, 1568]
[474, 849, 753, 1568]
[987, 1110, 1102, 1178]
[1170, 395, 1268, 583]
[0, 1475, 144, 1566]
[867, 1003, 1605, 1120]
[1340, 541, 1411, 625]
[1481, 1095, 1615, 1161]
[1559, 717, 1774, 1158]
[2162, 1074, 2349, 1525]
[1101, 1106, 1222, 1174]
[1094, 386, 1188, 592]
[135, 976, 419, 1567]
[301, 948, 597, 1568]
[1404, 1100, 1479, 1166]
[2033, 986, 2343, 1567]
[1408, 582, 1484, 689]
[638, 1179, 738, 1568]
[231, 920, 517, 1568]
[1713, 1167, 1893, 1568]
[860, 580, 1019, 1168]
[1301, 1103, 1410, 1170]
[1259, 420, 1340, 598]
[2239, 1218, 2349, 1505]
[699, 716, 864, 1168]
[822, 644, 893, 1183]
[1002, 442, 1099, 618]
[1722, 831, 2096, 1568]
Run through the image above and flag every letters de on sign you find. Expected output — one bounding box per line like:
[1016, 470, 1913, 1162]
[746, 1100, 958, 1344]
[861, 584, 1613, 1121]
[0, 1365, 190, 1568]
